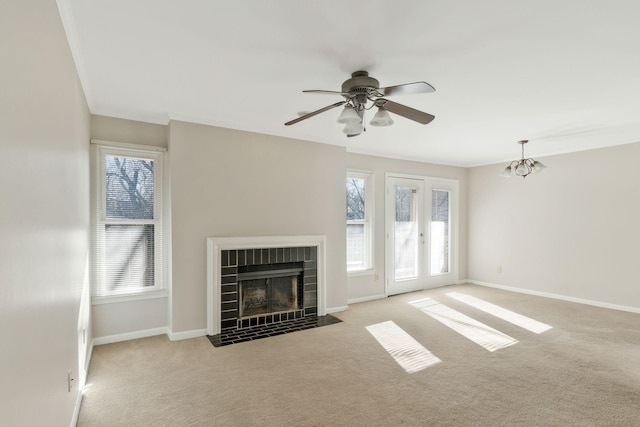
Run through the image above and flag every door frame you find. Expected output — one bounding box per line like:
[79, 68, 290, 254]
[385, 173, 459, 295]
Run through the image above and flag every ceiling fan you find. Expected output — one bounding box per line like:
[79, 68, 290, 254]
[285, 70, 436, 137]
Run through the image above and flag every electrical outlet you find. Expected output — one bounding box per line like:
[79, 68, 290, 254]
[375, 272, 379, 281]
[68, 370, 74, 392]
[497, 266, 502, 274]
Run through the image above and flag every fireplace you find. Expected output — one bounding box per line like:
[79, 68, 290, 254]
[207, 236, 326, 336]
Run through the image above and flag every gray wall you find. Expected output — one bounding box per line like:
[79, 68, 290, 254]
[91, 114, 168, 148]
[468, 142, 640, 310]
[169, 121, 347, 332]
[0, 0, 90, 425]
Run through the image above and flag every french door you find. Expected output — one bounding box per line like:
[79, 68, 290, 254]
[386, 174, 458, 295]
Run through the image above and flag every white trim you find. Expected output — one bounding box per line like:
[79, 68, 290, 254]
[168, 329, 207, 341]
[91, 290, 168, 305]
[326, 305, 349, 314]
[85, 340, 93, 379]
[92, 327, 169, 346]
[207, 238, 217, 335]
[467, 280, 640, 314]
[90, 139, 167, 152]
[207, 235, 327, 335]
[164, 149, 173, 334]
[347, 294, 387, 305]
[70, 388, 83, 427]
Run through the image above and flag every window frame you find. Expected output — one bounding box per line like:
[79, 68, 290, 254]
[91, 140, 167, 303]
[346, 170, 374, 274]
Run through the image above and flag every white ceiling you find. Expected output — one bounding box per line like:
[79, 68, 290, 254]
[60, 0, 640, 166]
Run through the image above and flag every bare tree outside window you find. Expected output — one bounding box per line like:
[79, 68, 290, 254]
[347, 176, 370, 271]
[346, 178, 365, 220]
[395, 187, 416, 222]
[105, 156, 154, 220]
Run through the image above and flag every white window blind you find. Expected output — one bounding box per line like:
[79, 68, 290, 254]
[92, 144, 165, 297]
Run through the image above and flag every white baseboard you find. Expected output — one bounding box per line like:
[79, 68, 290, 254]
[168, 328, 208, 341]
[467, 280, 640, 314]
[347, 294, 387, 305]
[326, 305, 349, 314]
[93, 327, 169, 346]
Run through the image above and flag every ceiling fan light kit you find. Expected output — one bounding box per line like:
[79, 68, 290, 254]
[500, 140, 547, 178]
[285, 71, 435, 137]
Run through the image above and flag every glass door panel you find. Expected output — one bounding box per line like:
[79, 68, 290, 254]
[430, 189, 450, 275]
[395, 186, 419, 280]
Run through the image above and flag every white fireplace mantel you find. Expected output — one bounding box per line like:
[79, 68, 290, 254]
[206, 235, 327, 335]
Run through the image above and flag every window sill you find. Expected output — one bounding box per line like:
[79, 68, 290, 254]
[347, 268, 375, 277]
[92, 289, 168, 305]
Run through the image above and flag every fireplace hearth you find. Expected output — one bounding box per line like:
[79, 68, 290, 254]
[208, 313, 341, 347]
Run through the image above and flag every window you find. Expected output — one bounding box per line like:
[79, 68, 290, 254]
[346, 171, 373, 272]
[92, 143, 165, 298]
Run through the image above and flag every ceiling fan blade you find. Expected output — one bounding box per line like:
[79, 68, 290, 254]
[303, 89, 351, 96]
[377, 81, 435, 96]
[378, 99, 435, 125]
[284, 101, 346, 126]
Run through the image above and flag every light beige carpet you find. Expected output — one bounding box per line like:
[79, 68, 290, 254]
[78, 284, 640, 426]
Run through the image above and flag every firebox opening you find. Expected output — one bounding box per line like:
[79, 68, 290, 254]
[238, 263, 304, 319]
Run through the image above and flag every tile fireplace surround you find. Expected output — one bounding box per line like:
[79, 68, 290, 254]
[207, 236, 327, 336]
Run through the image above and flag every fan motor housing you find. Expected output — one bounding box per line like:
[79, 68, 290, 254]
[342, 70, 379, 94]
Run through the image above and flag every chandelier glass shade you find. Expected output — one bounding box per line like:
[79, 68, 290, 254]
[500, 140, 546, 178]
[369, 107, 394, 126]
[343, 119, 364, 135]
[337, 105, 360, 124]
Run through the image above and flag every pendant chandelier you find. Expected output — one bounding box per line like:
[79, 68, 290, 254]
[500, 140, 546, 178]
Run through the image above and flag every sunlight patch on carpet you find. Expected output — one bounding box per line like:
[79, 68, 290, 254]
[366, 320, 441, 373]
[409, 297, 518, 352]
[447, 292, 553, 334]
